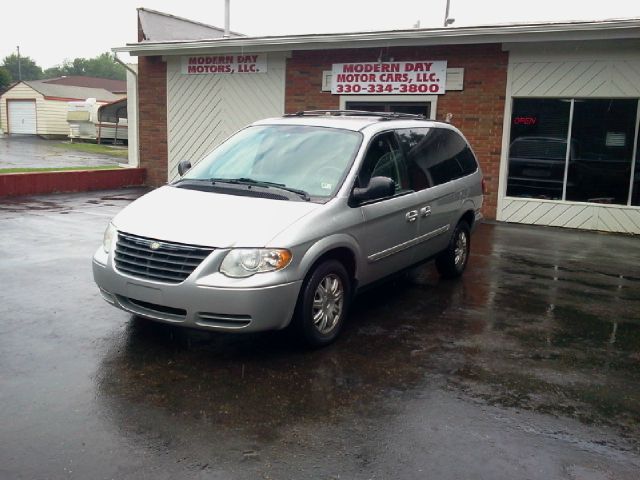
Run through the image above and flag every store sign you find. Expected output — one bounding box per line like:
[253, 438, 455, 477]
[331, 61, 447, 95]
[182, 54, 267, 74]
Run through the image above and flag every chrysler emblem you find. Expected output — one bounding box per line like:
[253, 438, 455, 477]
[150, 242, 161, 250]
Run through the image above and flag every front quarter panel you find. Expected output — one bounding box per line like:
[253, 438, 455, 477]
[267, 198, 366, 285]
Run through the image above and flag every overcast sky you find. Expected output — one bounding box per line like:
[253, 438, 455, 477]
[2, 0, 640, 69]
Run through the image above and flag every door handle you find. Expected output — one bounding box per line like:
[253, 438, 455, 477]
[405, 210, 418, 222]
[420, 206, 432, 217]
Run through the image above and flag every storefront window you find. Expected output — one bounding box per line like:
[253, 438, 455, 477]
[506, 99, 571, 200]
[507, 97, 640, 206]
[565, 99, 637, 205]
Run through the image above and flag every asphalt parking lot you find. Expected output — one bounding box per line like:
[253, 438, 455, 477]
[1, 189, 639, 479]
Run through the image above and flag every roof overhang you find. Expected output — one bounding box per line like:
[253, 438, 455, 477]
[113, 18, 640, 56]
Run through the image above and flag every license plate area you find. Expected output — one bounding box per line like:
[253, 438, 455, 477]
[126, 283, 163, 304]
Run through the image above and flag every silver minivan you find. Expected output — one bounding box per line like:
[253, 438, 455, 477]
[93, 111, 483, 346]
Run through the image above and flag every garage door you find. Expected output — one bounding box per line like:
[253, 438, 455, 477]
[8, 100, 37, 134]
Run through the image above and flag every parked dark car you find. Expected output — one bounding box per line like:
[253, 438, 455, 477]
[506, 136, 573, 200]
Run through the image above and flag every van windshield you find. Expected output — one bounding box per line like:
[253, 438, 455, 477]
[182, 125, 362, 199]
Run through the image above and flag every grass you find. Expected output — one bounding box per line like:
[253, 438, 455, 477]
[53, 141, 129, 159]
[0, 165, 123, 174]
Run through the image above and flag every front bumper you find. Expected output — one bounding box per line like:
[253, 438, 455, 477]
[92, 255, 302, 333]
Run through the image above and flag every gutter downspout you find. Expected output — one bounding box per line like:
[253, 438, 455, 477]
[113, 52, 139, 168]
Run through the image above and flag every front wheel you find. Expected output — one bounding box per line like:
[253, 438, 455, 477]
[436, 221, 470, 279]
[292, 259, 351, 347]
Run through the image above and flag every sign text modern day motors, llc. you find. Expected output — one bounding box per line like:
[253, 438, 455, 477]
[182, 54, 268, 74]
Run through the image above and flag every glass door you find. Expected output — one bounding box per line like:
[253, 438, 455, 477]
[345, 101, 431, 117]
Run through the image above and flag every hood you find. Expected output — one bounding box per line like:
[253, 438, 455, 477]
[112, 186, 320, 248]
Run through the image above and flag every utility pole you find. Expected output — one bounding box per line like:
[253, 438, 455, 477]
[444, 0, 455, 27]
[224, 0, 230, 38]
[17, 45, 22, 80]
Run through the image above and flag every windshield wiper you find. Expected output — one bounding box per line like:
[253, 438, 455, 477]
[210, 177, 310, 201]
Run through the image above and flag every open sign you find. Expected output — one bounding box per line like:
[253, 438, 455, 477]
[514, 116, 537, 125]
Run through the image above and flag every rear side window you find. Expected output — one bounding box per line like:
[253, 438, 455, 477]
[396, 127, 478, 188]
[457, 145, 479, 176]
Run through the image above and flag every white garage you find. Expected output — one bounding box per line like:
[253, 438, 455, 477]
[7, 100, 37, 134]
[0, 80, 123, 137]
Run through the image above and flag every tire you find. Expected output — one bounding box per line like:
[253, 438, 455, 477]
[436, 221, 471, 279]
[292, 259, 351, 348]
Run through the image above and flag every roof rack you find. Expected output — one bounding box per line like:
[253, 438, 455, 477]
[284, 110, 427, 120]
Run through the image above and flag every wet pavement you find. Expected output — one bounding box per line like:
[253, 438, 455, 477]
[0, 134, 122, 169]
[0, 189, 639, 479]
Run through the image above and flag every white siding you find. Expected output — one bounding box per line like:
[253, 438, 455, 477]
[500, 198, 640, 234]
[507, 41, 640, 98]
[127, 66, 139, 167]
[497, 41, 640, 234]
[166, 52, 287, 181]
[37, 98, 72, 136]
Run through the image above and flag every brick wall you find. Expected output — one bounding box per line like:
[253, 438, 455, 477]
[285, 44, 508, 219]
[0, 169, 146, 198]
[138, 56, 168, 187]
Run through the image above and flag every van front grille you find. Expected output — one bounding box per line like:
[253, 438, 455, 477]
[114, 232, 214, 283]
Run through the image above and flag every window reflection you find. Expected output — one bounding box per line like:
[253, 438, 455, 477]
[565, 99, 637, 205]
[396, 128, 477, 189]
[506, 99, 570, 200]
[507, 98, 640, 206]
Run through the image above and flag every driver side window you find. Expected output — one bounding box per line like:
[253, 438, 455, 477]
[358, 132, 410, 193]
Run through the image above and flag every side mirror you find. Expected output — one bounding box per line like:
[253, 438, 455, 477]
[351, 176, 395, 204]
[177, 160, 192, 177]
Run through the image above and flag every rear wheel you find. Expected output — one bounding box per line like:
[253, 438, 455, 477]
[436, 221, 470, 279]
[292, 259, 351, 347]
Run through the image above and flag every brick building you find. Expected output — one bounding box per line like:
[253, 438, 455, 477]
[117, 9, 640, 233]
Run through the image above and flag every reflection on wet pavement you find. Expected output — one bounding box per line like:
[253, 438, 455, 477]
[96, 222, 640, 447]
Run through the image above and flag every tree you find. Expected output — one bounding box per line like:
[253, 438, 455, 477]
[43, 53, 126, 81]
[0, 67, 11, 91]
[83, 53, 126, 80]
[2, 54, 43, 81]
[43, 60, 72, 79]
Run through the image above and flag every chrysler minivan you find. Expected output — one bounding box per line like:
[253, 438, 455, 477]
[93, 111, 483, 346]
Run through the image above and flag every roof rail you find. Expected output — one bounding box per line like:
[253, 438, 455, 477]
[284, 110, 427, 120]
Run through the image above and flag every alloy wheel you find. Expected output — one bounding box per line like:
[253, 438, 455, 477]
[454, 230, 468, 267]
[312, 273, 344, 334]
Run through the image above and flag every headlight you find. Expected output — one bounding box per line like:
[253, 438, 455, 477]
[220, 248, 292, 278]
[103, 222, 116, 253]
